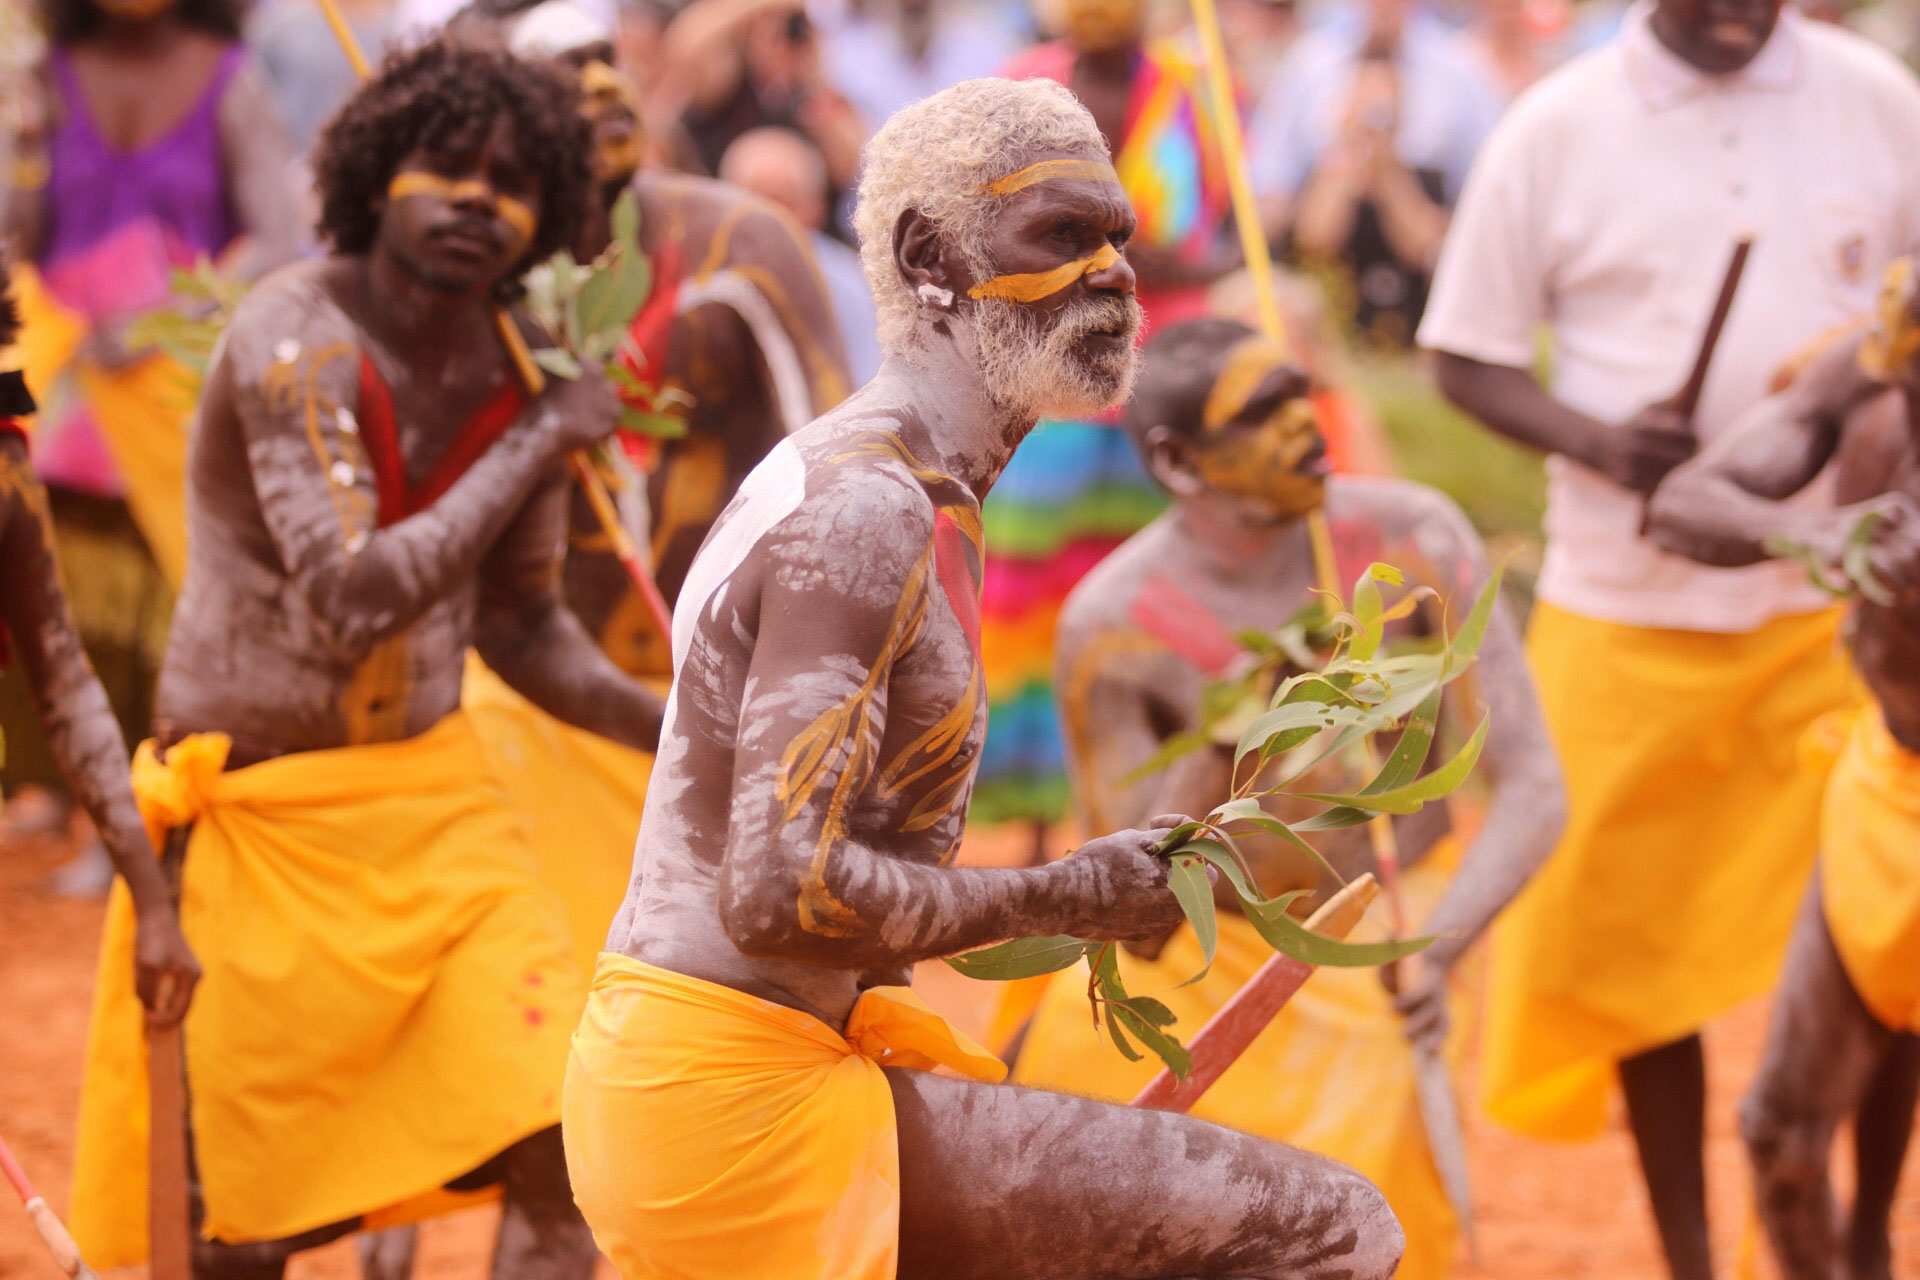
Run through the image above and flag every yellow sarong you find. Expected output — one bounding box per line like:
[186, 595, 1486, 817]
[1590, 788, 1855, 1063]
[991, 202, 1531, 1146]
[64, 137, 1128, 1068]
[71, 713, 581, 1267]
[1483, 602, 1856, 1141]
[462, 655, 658, 979]
[10, 265, 193, 584]
[562, 953, 1005, 1280]
[1820, 709, 1920, 1032]
[1010, 841, 1465, 1280]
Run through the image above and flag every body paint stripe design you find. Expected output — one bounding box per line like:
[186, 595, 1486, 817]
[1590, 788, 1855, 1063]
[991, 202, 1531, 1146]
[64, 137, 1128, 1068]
[967, 243, 1120, 304]
[1202, 335, 1292, 430]
[979, 158, 1119, 198]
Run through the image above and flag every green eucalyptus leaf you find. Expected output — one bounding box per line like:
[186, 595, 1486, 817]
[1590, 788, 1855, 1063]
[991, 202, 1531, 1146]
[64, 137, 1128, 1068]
[531, 347, 584, 380]
[1360, 686, 1444, 795]
[610, 188, 642, 251]
[1120, 727, 1215, 785]
[1446, 564, 1506, 669]
[1109, 1002, 1192, 1078]
[1167, 854, 1218, 985]
[1105, 1005, 1145, 1061]
[1118, 994, 1178, 1027]
[1243, 897, 1434, 968]
[1291, 805, 1374, 832]
[944, 935, 1094, 980]
[1297, 712, 1489, 815]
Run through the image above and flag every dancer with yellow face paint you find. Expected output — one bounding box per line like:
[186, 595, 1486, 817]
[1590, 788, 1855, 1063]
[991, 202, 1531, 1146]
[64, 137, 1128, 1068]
[1007, 316, 1567, 1280]
[979, 8, 1236, 847]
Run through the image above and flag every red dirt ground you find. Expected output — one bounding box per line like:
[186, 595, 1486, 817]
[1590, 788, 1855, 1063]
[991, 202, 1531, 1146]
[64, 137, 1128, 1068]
[3, 823, 1915, 1280]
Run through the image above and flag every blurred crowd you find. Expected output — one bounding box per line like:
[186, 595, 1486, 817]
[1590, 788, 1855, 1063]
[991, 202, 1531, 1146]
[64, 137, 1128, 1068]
[4, 0, 1920, 850]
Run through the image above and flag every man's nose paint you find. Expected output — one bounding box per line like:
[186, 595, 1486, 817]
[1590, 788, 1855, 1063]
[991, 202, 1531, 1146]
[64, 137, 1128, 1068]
[967, 242, 1121, 304]
[387, 170, 537, 248]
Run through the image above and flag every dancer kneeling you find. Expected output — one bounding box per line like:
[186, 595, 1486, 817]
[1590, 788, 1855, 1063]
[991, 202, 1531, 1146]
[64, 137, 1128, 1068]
[70, 41, 663, 1279]
[562, 78, 1405, 1280]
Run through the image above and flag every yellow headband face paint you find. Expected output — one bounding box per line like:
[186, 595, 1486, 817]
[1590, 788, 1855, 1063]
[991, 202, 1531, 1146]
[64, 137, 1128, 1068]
[387, 170, 538, 248]
[1191, 338, 1325, 517]
[967, 242, 1120, 304]
[580, 60, 646, 184]
[979, 159, 1120, 199]
[1860, 256, 1920, 381]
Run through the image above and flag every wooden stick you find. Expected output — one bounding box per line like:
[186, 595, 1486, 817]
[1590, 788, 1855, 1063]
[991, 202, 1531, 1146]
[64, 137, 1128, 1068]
[319, 3, 674, 643]
[1133, 875, 1379, 1111]
[148, 837, 191, 1280]
[1, 1134, 100, 1279]
[1676, 237, 1754, 420]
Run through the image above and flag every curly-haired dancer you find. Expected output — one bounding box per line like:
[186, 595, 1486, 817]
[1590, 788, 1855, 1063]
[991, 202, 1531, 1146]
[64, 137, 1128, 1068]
[65, 40, 663, 1280]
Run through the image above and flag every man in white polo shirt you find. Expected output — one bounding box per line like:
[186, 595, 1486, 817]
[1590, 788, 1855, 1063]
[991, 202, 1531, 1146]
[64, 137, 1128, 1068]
[1418, 2, 1920, 1276]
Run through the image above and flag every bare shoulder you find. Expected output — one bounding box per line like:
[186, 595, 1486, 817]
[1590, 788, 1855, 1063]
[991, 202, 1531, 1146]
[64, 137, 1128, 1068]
[638, 170, 815, 273]
[1059, 514, 1176, 642]
[761, 432, 936, 602]
[217, 259, 360, 390]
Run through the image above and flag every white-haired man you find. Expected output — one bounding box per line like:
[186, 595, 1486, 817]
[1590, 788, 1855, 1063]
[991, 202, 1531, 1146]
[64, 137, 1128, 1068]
[559, 77, 1405, 1280]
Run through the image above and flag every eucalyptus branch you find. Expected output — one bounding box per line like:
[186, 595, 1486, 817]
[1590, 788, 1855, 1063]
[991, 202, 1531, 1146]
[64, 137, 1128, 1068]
[1764, 509, 1895, 606]
[946, 561, 1503, 1077]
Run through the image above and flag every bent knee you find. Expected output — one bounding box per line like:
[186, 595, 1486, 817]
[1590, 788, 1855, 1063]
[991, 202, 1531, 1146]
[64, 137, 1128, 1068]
[1740, 1089, 1832, 1187]
[1339, 1173, 1405, 1280]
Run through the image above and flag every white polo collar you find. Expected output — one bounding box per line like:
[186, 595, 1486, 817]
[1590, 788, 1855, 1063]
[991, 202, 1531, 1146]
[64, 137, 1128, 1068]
[1621, 1, 1805, 111]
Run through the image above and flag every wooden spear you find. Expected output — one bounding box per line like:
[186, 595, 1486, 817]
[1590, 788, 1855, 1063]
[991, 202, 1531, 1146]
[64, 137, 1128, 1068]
[316, 1, 673, 644]
[1, 1134, 100, 1280]
[1178, 0, 1475, 1244]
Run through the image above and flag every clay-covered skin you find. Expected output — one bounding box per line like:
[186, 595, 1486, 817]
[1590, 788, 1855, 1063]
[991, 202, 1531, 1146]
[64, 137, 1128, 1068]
[1647, 329, 1920, 1280]
[1056, 456, 1565, 1050]
[562, 172, 854, 675]
[154, 126, 663, 766]
[0, 436, 199, 1023]
[602, 153, 1405, 1280]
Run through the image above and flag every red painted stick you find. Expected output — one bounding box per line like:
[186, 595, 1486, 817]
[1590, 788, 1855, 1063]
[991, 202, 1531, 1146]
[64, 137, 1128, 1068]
[1132, 874, 1380, 1112]
[1, 1134, 99, 1279]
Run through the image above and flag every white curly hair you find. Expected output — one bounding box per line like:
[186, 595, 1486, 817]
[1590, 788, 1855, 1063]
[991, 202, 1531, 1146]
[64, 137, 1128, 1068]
[853, 77, 1110, 355]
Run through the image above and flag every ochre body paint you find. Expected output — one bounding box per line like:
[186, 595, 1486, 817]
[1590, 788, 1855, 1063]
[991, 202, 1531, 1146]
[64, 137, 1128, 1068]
[1859, 256, 1920, 380]
[1194, 336, 1325, 517]
[980, 158, 1119, 199]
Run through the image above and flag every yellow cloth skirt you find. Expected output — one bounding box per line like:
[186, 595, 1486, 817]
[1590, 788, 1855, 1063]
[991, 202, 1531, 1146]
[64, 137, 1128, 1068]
[1010, 840, 1465, 1280]
[10, 264, 193, 585]
[462, 655, 658, 980]
[562, 953, 1006, 1280]
[70, 713, 581, 1266]
[1482, 602, 1856, 1141]
[1820, 709, 1920, 1032]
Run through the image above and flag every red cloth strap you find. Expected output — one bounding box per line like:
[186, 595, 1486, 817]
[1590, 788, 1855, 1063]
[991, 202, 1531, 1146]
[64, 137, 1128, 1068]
[355, 354, 527, 527]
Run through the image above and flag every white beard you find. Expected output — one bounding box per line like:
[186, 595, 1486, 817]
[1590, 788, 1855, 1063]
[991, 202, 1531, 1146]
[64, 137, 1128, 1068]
[970, 290, 1145, 422]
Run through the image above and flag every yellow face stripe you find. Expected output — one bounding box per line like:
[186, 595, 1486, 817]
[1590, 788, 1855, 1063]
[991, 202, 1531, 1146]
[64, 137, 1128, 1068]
[387, 170, 537, 246]
[966, 242, 1121, 304]
[979, 158, 1120, 199]
[1202, 335, 1294, 431]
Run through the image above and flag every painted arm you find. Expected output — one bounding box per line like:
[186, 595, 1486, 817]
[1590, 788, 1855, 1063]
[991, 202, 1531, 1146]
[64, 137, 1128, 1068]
[0, 438, 199, 1023]
[731, 203, 853, 415]
[228, 288, 620, 663]
[1648, 330, 1885, 568]
[1391, 491, 1566, 1050]
[475, 471, 664, 750]
[1431, 351, 1696, 496]
[215, 57, 302, 279]
[715, 481, 1190, 968]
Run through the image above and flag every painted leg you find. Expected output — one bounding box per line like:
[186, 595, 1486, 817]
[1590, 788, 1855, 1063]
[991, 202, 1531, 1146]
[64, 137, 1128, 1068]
[357, 1226, 419, 1280]
[1741, 881, 1890, 1280]
[1619, 1032, 1712, 1280]
[889, 1070, 1403, 1280]
[491, 1126, 597, 1280]
[1845, 1035, 1918, 1280]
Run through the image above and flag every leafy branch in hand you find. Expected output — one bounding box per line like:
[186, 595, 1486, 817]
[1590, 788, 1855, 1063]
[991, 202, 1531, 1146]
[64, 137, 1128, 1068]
[521, 189, 686, 443]
[1764, 509, 1895, 606]
[946, 562, 1503, 1077]
[122, 259, 247, 377]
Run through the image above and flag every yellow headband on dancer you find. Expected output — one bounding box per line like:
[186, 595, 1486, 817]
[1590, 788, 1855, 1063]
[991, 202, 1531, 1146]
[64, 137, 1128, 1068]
[978, 158, 1120, 199]
[387, 171, 538, 246]
[1202, 335, 1296, 431]
[967, 242, 1120, 304]
[1860, 257, 1920, 380]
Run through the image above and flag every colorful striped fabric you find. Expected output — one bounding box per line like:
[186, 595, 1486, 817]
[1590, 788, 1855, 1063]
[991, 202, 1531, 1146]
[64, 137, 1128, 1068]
[977, 41, 1229, 825]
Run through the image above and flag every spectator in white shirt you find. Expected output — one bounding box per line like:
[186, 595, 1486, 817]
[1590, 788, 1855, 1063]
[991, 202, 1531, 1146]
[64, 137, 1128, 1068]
[1418, 2, 1920, 1276]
